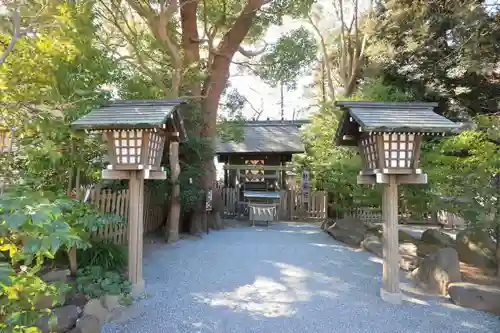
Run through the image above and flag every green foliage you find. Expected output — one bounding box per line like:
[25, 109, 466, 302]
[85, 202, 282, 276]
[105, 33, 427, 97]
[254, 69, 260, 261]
[421, 116, 500, 238]
[367, 0, 500, 118]
[0, 191, 81, 332]
[0, 2, 117, 192]
[77, 240, 127, 272]
[76, 266, 131, 299]
[255, 27, 318, 90]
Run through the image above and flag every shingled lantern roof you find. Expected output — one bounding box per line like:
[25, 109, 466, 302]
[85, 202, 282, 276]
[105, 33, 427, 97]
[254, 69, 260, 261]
[71, 99, 187, 172]
[334, 101, 460, 146]
[71, 99, 187, 140]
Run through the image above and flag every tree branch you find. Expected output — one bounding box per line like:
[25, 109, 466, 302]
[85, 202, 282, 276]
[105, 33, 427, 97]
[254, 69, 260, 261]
[237, 43, 267, 57]
[0, 6, 21, 65]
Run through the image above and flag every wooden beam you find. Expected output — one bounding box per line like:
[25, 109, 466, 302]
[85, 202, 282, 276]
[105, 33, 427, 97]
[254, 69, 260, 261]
[102, 170, 131, 180]
[360, 168, 423, 175]
[143, 170, 167, 180]
[397, 173, 427, 184]
[381, 174, 402, 304]
[224, 164, 294, 171]
[357, 175, 376, 185]
[239, 173, 279, 180]
[357, 173, 427, 185]
[128, 171, 145, 292]
[166, 141, 180, 243]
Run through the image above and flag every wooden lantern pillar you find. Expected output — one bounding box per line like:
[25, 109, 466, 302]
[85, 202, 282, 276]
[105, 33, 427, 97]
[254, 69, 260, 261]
[71, 100, 187, 292]
[334, 101, 459, 304]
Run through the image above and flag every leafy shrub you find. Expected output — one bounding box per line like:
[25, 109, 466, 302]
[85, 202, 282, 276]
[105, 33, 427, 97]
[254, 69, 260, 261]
[77, 240, 127, 271]
[0, 191, 80, 332]
[76, 266, 132, 299]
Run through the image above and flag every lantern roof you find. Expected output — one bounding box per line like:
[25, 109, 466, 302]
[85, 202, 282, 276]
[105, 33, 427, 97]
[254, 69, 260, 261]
[334, 101, 460, 146]
[71, 99, 187, 139]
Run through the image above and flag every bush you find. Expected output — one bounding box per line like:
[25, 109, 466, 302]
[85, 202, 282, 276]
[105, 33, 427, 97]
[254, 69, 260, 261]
[0, 191, 81, 332]
[76, 266, 132, 299]
[77, 240, 127, 272]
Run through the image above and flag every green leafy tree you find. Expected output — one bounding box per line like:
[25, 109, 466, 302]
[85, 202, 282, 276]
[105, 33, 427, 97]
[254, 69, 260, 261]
[0, 2, 119, 192]
[96, 0, 319, 235]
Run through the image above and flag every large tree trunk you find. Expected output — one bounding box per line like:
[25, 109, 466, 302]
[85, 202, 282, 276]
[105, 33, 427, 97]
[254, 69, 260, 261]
[190, 0, 265, 232]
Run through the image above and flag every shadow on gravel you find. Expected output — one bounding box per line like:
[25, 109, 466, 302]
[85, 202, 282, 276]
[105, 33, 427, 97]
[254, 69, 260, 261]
[103, 222, 499, 333]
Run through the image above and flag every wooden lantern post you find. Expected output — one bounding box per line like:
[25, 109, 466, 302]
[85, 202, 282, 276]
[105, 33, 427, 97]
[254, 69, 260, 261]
[334, 101, 459, 304]
[71, 100, 187, 292]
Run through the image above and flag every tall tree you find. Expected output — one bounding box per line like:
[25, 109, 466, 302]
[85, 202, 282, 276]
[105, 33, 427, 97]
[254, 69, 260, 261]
[366, 0, 500, 118]
[307, 0, 373, 99]
[252, 26, 317, 117]
[96, 0, 317, 234]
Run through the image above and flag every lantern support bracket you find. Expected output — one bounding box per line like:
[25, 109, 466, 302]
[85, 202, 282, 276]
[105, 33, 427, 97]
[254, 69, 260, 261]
[357, 173, 427, 185]
[102, 169, 167, 180]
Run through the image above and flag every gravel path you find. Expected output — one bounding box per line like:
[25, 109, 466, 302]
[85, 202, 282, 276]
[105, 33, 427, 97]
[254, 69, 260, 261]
[102, 223, 499, 333]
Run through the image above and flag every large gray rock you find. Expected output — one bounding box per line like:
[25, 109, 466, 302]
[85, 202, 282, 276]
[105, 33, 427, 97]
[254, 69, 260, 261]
[421, 229, 455, 248]
[361, 236, 420, 271]
[83, 298, 109, 324]
[101, 294, 123, 312]
[326, 217, 366, 247]
[412, 247, 461, 295]
[399, 243, 420, 271]
[35, 305, 80, 333]
[70, 315, 102, 333]
[448, 282, 500, 315]
[41, 269, 70, 283]
[361, 235, 382, 257]
[455, 229, 496, 269]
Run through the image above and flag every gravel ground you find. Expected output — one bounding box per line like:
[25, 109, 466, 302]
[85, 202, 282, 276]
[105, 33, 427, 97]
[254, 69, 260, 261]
[102, 223, 499, 333]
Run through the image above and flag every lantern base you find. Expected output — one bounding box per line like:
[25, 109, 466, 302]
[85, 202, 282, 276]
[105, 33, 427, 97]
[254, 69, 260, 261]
[380, 288, 403, 305]
[131, 279, 146, 298]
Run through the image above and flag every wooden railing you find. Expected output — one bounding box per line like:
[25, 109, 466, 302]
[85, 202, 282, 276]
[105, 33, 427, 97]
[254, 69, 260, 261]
[79, 183, 166, 245]
[219, 187, 328, 221]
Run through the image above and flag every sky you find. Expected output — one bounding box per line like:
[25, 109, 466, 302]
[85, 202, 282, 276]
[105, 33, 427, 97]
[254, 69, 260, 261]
[226, 0, 362, 121]
[228, 18, 316, 121]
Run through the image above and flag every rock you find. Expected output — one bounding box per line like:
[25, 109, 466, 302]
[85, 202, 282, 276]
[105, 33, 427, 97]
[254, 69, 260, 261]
[400, 254, 420, 271]
[416, 242, 441, 257]
[399, 243, 420, 271]
[326, 217, 366, 247]
[398, 229, 416, 243]
[66, 292, 89, 308]
[321, 219, 335, 230]
[421, 229, 455, 248]
[35, 305, 80, 333]
[70, 315, 102, 333]
[412, 247, 461, 295]
[83, 298, 109, 324]
[365, 223, 383, 237]
[101, 294, 123, 311]
[41, 269, 70, 283]
[361, 235, 383, 257]
[455, 229, 496, 269]
[448, 282, 500, 315]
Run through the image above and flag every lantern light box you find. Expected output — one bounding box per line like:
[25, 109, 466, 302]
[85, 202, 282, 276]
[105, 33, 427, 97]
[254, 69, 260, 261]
[71, 99, 187, 291]
[334, 101, 459, 305]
